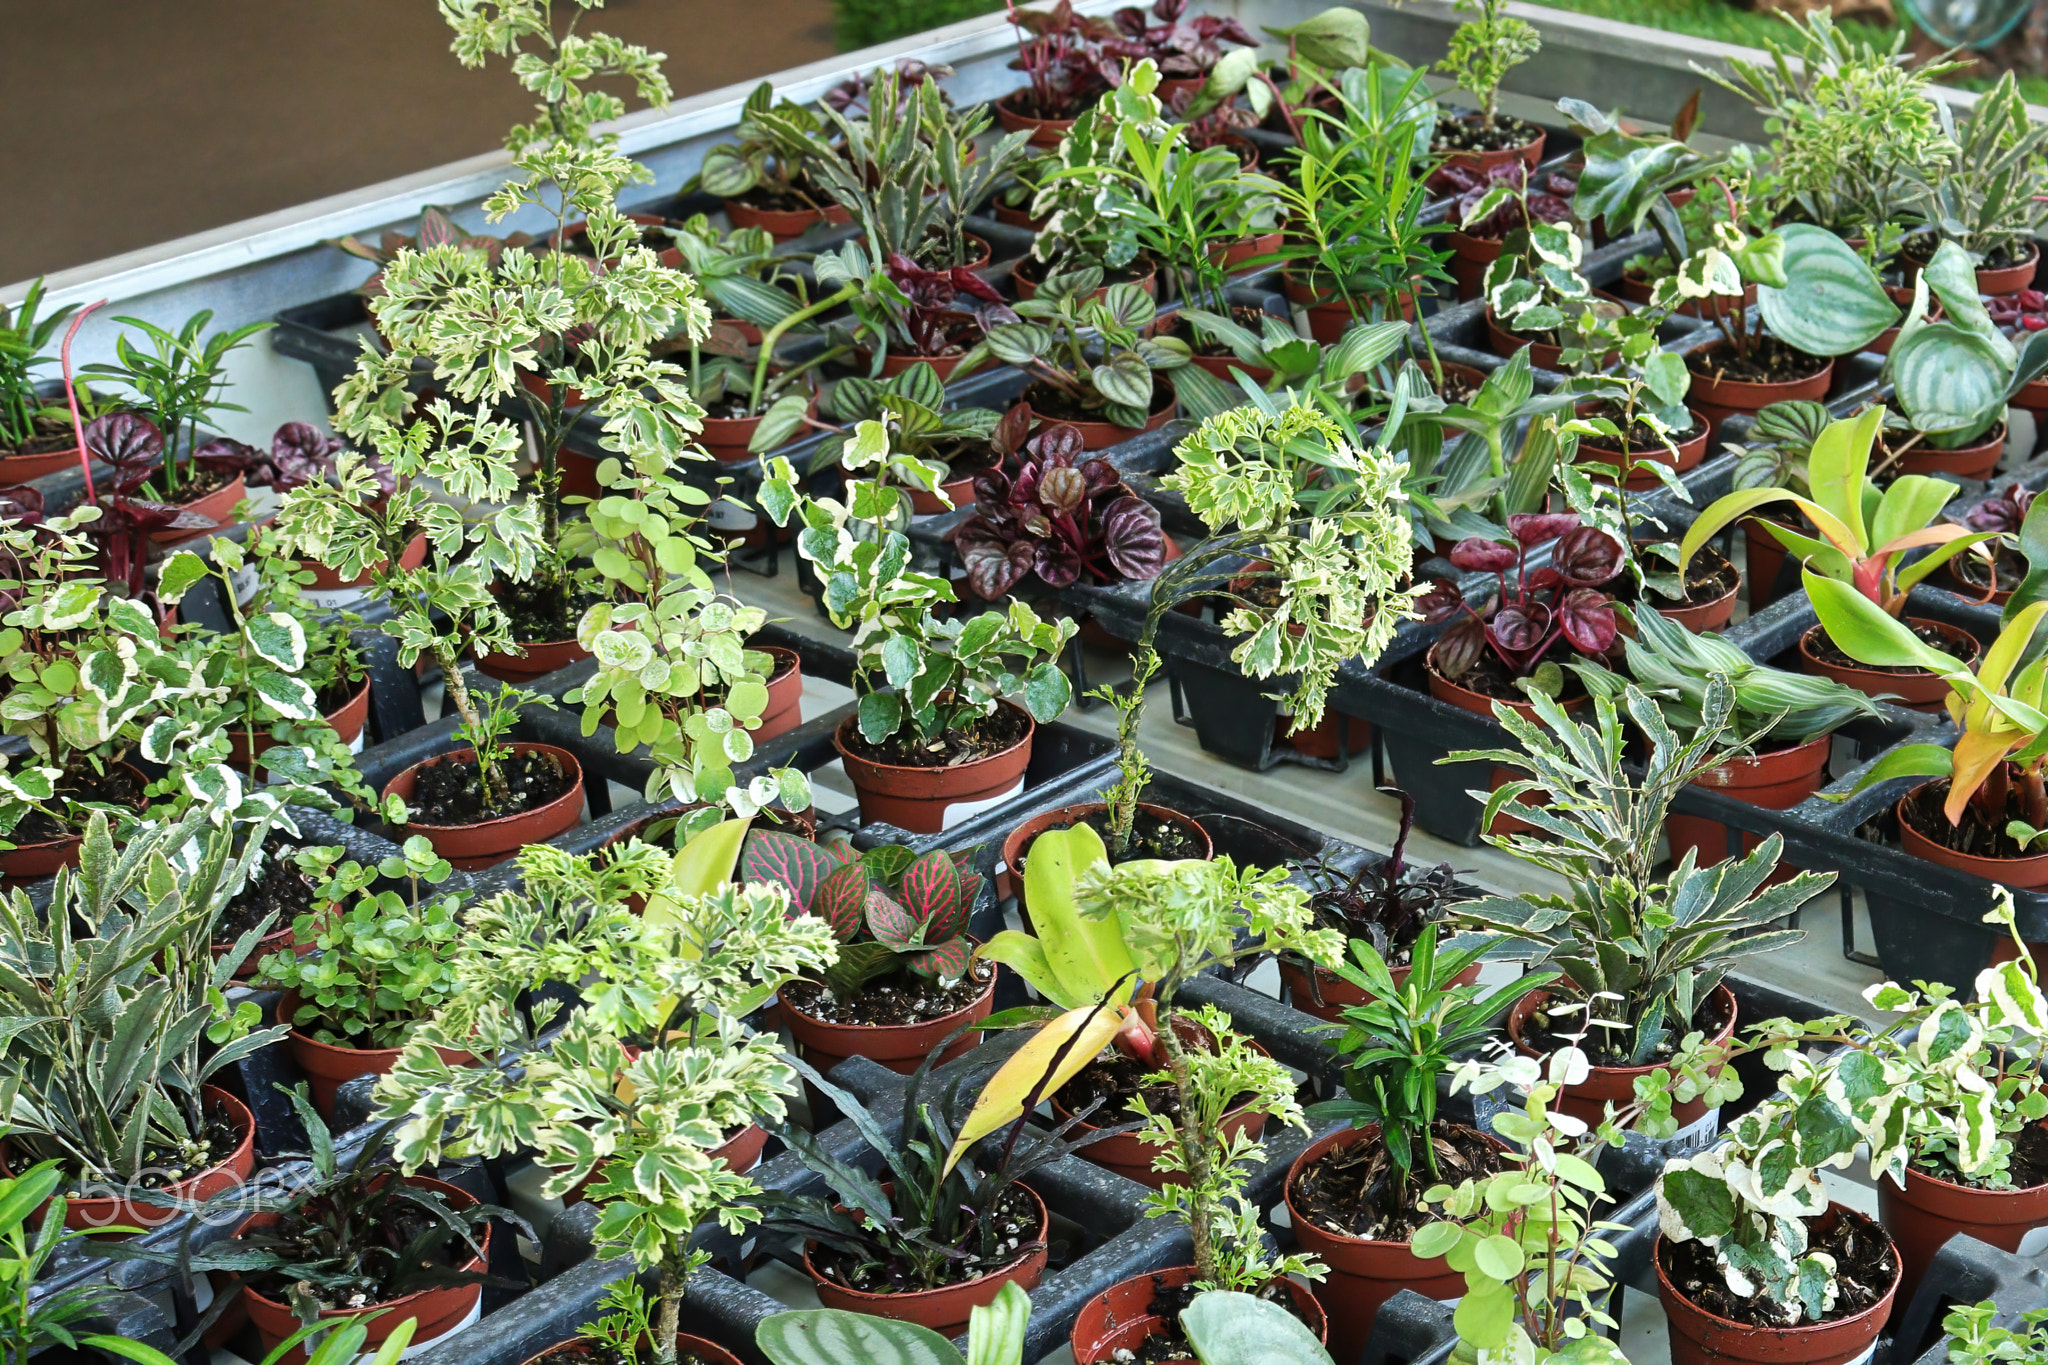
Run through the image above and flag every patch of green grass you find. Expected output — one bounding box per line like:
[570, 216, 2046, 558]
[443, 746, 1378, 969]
[833, 0, 1005, 50]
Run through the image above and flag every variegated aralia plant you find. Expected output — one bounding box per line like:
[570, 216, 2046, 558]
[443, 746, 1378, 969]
[331, 204, 532, 299]
[1659, 893, 2048, 1321]
[1679, 405, 1997, 619]
[374, 835, 840, 1365]
[741, 829, 981, 996]
[759, 423, 1077, 750]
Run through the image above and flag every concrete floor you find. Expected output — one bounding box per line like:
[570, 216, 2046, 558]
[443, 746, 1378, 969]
[0, 0, 838, 285]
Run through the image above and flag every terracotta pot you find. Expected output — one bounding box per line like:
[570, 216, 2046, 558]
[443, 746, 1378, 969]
[1879, 1133, 2048, 1309]
[880, 350, 972, 382]
[520, 1336, 743, 1365]
[993, 200, 1050, 233]
[833, 699, 1035, 833]
[1656, 1205, 1896, 1365]
[1279, 958, 1481, 1025]
[213, 919, 306, 980]
[995, 90, 1076, 149]
[1799, 619, 1978, 712]
[1285, 1125, 1481, 1364]
[1188, 353, 1275, 385]
[803, 1183, 1047, 1334]
[1888, 423, 2007, 481]
[226, 674, 372, 770]
[1435, 121, 1546, 175]
[150, 471, 247, 545]
[1426, 648, 1588, 834]
[0, 762, 150, 883]
[1280, 706, 1373, 760]
[1209, 229, 1283, 273]
[755, 646, 804, 744]
[1576, 408, 1711, 491]
[2, 1086, 254, 1234]
[1072, 1266, 1326, 1364]
[1898, 782, 2048, 889]
[1032, 379, 1178, 452]
[1055, 1035, 1275, 1190]
[473, 634, 593, 684]
[906, 473, 981, 515]
[298, 531, 428, 591]
[1002, 801, 1212, 921]
[381, 743, 586, 871]
[722, 196, 851, 239]
[0, 440, 85, 482]
[1448, 228, 1506, 301]
[698, 391, 820, 465]
[1627, 549, 1740, 635]
[1977, 242, 2040, 297]
[780, 963, 996, 1077]
[1283, 271, 1417, 344]
[1688, 340, 1834, 447]
[1508, 984, 1737, 1129]
[1666, 733, 1830, 881]
[279, 988, 477, 1119]
[1617, 270, 1753, 319]
[1014, 256, 1158, 303]
[1745, 516, 1801, 610]
[241, 1175, 489, 1365]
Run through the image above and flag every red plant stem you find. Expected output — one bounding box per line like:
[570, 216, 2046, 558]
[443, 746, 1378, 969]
[60, 300, 109, 506]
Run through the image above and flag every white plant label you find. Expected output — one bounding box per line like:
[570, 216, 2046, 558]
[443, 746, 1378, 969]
[942, 776, 1026, 830]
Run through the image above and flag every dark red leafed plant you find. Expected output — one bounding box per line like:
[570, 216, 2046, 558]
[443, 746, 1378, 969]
[1107, 0, 1255, 77]
[950, 408, 1167, 600]
[825, 59, 954, 115]
[1988, 289, 2048, 334]
[1435, 163, 1577, 241]
[82, 413, 215, 597]
[195, 422, 348, 493]
[1166, 85, 1257, 148]
[886, 254, 1018, 355]
[1967, 483, 2038, 534]
[1416, 513, 1625, 683]
[1004, 0, 1123, 120]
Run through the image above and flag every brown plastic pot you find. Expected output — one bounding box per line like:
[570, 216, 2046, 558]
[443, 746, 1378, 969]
[1001, 801, 1212, 921]
[150, 471, 247, 545]
[1898, 782, 2048, 889]
[1745, 516, 1803, 610]
[1283, 271, 1417, 344]
[520, 1335, 742, 1365]
[993, 200, 1050, 233]
[1656, 1205, 1897, 1365]
[780, 962, 997, 1077]
[700, 391, 820, 464]
[722, 196, 851, 239]
[1879, 1134, 2048, 1309]
[1576, 408, 1711, 491]
[226, 675, 372, 769]
[995, 90, 1077, 148]
[0, 439, 85, 482]
[1054, 1034, 1275, 1190]
[381, 742, 587, 871]
[803, 1183, 1048, 1334]
[1667, 733, 1831, 875]
[1279, 958, 1482, 1025]
[1689, 340, 1834, 447]
[241, 1175, 489, 1365]
[905, 473, 981, 515]
[279, 988, 477, 1119]
[834, 700, 1034, 833]
[298, 531, 428, 591]
[1014, 256, 1158, 304]
[1285, 1125, 1485, 1364]
[1188, 352, 1276, 385]
[1508, 983, 1736, 1129]
[1448, 228, 1505, 300]
[1799, 619, 1979, 712]
[1072, 1266, 1327, 1364]
[213, 919, 306, 980]
[1888, 423, 2007, 481]
[473, 634, 593, 684]
[1209, 229, 1284, 273]
[879, 349, 973, 382]
[754, 646, 805, 744]
[0, 762, 150, 883]
[1435, 120, 1546, 175]
[2, 1086, 254, 1234]
[1975, 242, 2040, 297]
[1020, 380, 1177, 452]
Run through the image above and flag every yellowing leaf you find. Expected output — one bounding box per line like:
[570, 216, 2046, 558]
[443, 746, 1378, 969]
[942, 1001, 1131, 1176]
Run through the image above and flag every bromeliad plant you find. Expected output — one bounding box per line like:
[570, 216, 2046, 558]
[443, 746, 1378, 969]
[1449, 679, 1834, 1082]
[1681, 406, 1996, 618]
[761, 424, 1078, 751]
[374, 836, 838, 1365]
[950, 409, 1167, 600]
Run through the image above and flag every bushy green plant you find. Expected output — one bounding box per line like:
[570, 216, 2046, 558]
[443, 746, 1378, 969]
[1437, 0, 1540, 135]
[0, 280, 78, 454]
[974, 272, 1190, 429]
[1904, 74, 2048, 268]
[817, 363, 1000, 488]
[662, 215, 808, 333]
[696, 82, 835, 213]
[80, 310, 271, 501]
[1945, 1300, 2048, 1365]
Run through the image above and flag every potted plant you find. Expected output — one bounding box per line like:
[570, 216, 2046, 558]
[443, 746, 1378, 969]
[759, 1282, 1043, 1365]
[974, 270, 1187, 447]
[1680, 405, 1992, 708]
[1575, 605, 1882, 872]
[0, 280, 82, 480]
[818, 364, 1004, 514]
[819, 247, 1016, 382]
[1168, 314, 1409, 422]
[659, 214, 807, 344]
[1480, 219, 1628, 377]
[1719, 399, 1833, 608]
[949, 410, 1167, 600]
[1432, 0, 1544, 170]
[1950, 481, 2039, 605]
[375, 837, 838, 1365]
[0, 810, 276, 1233]
[1804, 570, 2048, 890]
[79, 309, 273, 540]
[1277, 790, 1470, 1023]
[994, 0, 1122, 147]
[526, 1281, 743, 1365]
[696, 82, 849, 237]
[761, 425, 1078, 832]
[1901, 74, 2048, 296]
[253, 837, 471, 1118]
[1105, 0, 1255, 98]
[1438, 158, 1577, 301]
[1451, 681, 1833, 1128]
[121, 1090, 517, 1365]
[1286, 926, 1549, 1363]
[1183, 6, 1371, 141]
